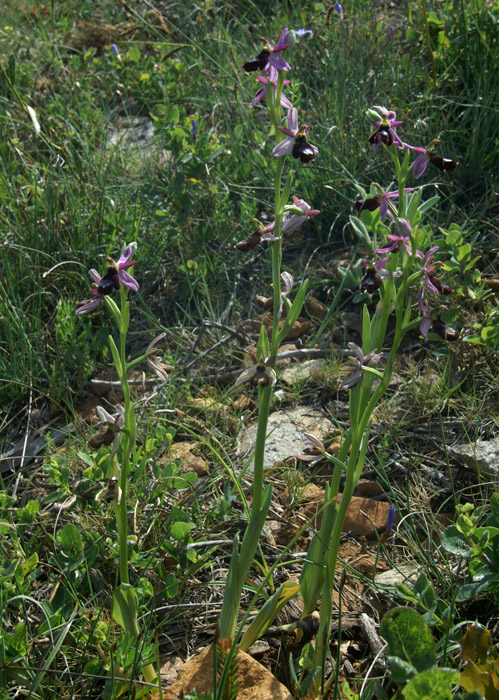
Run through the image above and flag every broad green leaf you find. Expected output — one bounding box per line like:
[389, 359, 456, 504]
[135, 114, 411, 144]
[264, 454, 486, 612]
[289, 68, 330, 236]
[457, 573, 496, 601]
[386, 655, 417, 684]
[440, 525, 473, 557]
[380, 607, 436, 672]
[10, 622, 29, 656]
[112, 584, 139, 639]
[57, 523, 84, 558]
[402, 668, 459, 700]
[170, 521, 194, 539]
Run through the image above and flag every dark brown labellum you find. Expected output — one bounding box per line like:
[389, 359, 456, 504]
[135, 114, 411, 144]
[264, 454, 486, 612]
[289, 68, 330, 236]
[354, 196, 381, 212]
[368, 127, 393, 146]
[429, 275, 453, 295]
[242, 50, 270, 72]
[292, 136, 316, 163]
[360, 267, 382, 294]
[428, 154, 458, 173]
[97, 266, 120, 295]
[87, 423, 118, 449]
[235, 230, 262, 252]
[432, 318, 459, 341]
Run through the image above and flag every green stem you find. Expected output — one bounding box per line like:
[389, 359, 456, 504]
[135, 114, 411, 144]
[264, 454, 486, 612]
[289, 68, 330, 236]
[251, 384, 272, 515]
[116, 285, 133, 586]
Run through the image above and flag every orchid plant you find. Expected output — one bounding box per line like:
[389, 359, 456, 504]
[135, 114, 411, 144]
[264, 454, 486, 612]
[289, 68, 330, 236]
[76, 245, 168, 687]
[296, 105, 459, 694]
[217, 28, 320, 646]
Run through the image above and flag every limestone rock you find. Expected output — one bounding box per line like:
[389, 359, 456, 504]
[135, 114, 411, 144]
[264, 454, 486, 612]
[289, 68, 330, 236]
[280, 359, 326, 385]
[449, 437, 499, 478]
[168, 441, 209, 476]
[236, 406, 334, 473]
[159, 644, 293, 700]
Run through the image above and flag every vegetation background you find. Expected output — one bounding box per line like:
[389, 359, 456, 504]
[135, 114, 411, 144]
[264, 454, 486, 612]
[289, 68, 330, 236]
[0, 0, 498, 697]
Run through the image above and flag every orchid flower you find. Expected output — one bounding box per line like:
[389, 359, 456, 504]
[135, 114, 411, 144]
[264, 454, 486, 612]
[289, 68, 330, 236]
[376, 219, 423, 258]
[403, 140, 458, 178]
[418, 288, 432, 341]
[243, 28, 291, 74]
[76, 245, 139, 315]
[295, 432, 326, 463]
[355, 185, 415, 220]
[272, 108, 318, 162]
[235, 220, 279, 251]
[360, 257, 401, 294]
[421, 246, 452, 295]
[282, 196, 320, 236]
[94, 404, 125, 458]
[340, 343, 383, 389]
[234, 355, 277, 389]
[251, 74, 293, 108]
[146, 333, 172, 382]
[367, 106, 404, 149]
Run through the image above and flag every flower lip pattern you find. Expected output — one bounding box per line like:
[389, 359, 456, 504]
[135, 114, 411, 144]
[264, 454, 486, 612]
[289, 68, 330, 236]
[272, 108, 318, 162]
[432, 318, 459, 341]
[367, 106, 404, 149]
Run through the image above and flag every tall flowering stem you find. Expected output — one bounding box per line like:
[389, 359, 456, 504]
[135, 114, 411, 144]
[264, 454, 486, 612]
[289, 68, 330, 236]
[76, 247, 157, 685]
[300, 106, 459, 691]
[219, 30, 316, 642]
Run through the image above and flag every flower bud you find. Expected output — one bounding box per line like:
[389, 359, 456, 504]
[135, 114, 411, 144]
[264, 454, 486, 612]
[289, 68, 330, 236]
[285, 30, 296, 48]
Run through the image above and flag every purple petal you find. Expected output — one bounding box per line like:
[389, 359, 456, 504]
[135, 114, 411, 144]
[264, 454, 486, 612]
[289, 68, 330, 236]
[269, 53, 291, 72]
[88, 268, 101, 284]
[282, 214, 305, 234]
[76, 297, 103, 315]
[346, 342, 364, 363]
[340, 369, 361, 389]
[375, 257, 391, 270]
[422, 246, 439, 265]
[288, 107, 298, 132]
[118, 269, 140, 291]
[278, 125, 295, 137]
[413, 153, 428, 179]
[424, 272, 440, 295]
[272, 137, 294, 158]
[420, 317, 431, 341]
[251, 88, 266, 107]
[380, 198, 389, 220]
[117, 246, 133, 265]
[276, 28, 289, 48]
[279, 92, 293, 109]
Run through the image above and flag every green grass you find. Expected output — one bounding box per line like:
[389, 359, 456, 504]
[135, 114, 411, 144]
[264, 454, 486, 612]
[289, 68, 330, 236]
[0, 0, 498, 697]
